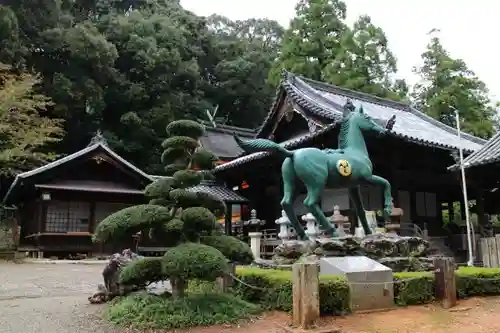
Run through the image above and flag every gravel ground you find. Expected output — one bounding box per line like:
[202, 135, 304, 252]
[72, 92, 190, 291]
[0, 262, 120, 333]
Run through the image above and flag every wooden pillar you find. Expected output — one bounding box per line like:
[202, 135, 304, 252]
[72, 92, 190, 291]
[89, 201, 96, 233]
[410, 190, 418, 223]
[433, 257, 457, 309]
[292, 262, 320, 329]
[475, 188, 486, 227]
[224, 203, 233, 236]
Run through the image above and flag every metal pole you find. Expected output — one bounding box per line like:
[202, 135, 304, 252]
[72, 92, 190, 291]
[454, 109, 474, 266]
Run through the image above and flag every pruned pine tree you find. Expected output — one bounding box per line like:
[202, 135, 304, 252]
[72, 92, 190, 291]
[94, 119, 253, 297]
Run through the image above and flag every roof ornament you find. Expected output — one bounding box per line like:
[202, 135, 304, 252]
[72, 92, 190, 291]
[343, 100, 355, 118]
[88, 129, 108, 147]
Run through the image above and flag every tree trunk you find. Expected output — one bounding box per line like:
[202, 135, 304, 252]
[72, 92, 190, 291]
[170, 277, 186, 297]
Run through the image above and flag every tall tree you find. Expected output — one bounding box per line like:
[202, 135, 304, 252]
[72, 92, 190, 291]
[204, 15, 284, 128]
[268, 0, 348, 85]
[323, 15, 406, 100]
[0, 65, 64, 175]
[413, 35, 496, 139]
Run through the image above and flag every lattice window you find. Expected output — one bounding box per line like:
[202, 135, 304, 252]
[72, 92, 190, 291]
[95, 202, 130, 225]
[45, 201, 90, 232]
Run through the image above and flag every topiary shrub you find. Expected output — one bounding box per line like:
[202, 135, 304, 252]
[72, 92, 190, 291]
[119, 257, 165, 287]
[94, 119, 253, 306]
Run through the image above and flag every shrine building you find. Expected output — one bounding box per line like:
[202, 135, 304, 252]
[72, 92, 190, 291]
[213, 71, 492, 259]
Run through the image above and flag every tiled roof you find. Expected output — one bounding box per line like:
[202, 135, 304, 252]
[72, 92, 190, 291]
[147, 176, 248, 203]
[214, 123, 338, 172]
[449, 131, 500, 170]
[199, 122, 255, 159]
[257, 71, 485, 152]
[188, 180, 248, 203]
[2, 140, 153, 204]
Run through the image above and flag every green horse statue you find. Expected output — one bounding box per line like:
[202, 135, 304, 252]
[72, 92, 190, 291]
[234, 104, 396, 240]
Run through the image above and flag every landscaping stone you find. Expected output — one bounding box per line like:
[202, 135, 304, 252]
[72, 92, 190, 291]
[270, 233, 437, 272]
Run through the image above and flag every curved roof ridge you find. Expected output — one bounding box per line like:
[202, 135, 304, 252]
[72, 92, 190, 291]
[295, 73, 486, 145]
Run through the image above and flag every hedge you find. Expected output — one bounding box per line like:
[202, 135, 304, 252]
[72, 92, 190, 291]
[234, 266, 500, 314]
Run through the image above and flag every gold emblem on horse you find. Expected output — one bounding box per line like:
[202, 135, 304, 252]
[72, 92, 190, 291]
[336, 159, 352, 176]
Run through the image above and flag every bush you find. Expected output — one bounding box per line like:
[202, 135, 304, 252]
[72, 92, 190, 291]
[456, 267, 500, 297]
[202, 235, 254, 264]
[93, 205, 172, 243]
[393, 271, 434, 305]
[105, 292, 262, 330]
[119, 257, 165, 287]
[234, 266, 500, 313]
[234, 266, 350, 314]
[163, 243, 229, 281]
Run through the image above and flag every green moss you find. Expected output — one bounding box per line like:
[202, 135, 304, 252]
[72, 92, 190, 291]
[105, 292, 261, 330]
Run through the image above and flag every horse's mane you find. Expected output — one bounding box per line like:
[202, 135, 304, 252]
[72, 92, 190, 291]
[338, 112, 353, 149]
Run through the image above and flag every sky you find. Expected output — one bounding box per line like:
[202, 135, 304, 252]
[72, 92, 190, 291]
[180, 0, 499, 101]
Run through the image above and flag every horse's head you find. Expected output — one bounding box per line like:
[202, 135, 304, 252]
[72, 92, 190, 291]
[351, 106, 395, 135]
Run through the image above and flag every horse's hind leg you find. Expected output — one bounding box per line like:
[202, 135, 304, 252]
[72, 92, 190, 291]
[303, 185, 337, 238]
[280, 157, 306, 239]
[349, 186, 372, 235]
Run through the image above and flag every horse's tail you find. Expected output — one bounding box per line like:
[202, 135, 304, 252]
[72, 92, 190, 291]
[233, 135, 294, 157]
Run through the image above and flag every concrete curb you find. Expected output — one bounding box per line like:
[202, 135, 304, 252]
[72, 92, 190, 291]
[23, 259, 107, 265]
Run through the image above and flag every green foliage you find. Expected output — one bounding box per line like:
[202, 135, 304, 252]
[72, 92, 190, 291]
[144, 177, 172, 198]
[269, 0, 406, 100]
[119, 257, 166, 287]
[181, 207, 217, 235]
[193, 192, 226, 217]
[168, 189, 200, 207]
[235, 266, 350, 314]
[172, 170, 202, 189]
[0, 65, 64, 174]
[234, 267, 500, 312]
[412, 34, 496, 138]
[162, 243, 229, 281]
[161, 148, 187, 165]
[161, 136, 198, 150]
[93, 205, 172, 243]
[166, 120, 205, 139]
[192, 149, 217, 170]
[201, 235, 254, 264]
[105, 292, 262, 330]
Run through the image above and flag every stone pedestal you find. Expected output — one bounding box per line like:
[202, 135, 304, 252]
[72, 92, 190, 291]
[249, 232, 262, 260]
[319, 256, 394, 312]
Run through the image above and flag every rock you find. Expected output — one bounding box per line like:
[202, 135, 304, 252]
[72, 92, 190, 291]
[313, 236, 362, 256]
[270, 233, 435, 272]
[89, 248, 143, 304]
[273, 240, 315, 259]
[359, 233, 430, 259]
[378, 257, 434, 272]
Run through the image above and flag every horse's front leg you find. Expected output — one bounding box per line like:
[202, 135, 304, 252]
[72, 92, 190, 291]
[365, 175, 392, 220]
[348, 186, 371, 235]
